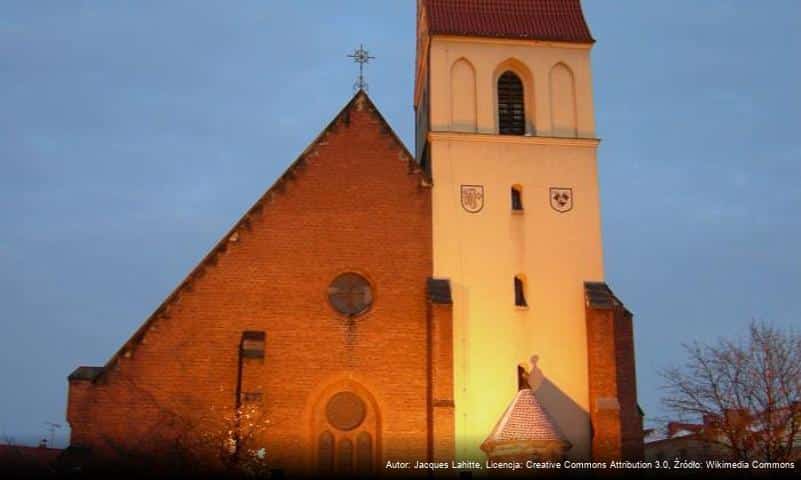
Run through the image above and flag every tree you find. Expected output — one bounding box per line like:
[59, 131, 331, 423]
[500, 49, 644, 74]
[195, 401, 271, 476]
[81, 374, 272, 476]
[661, 321, 801, 461]
[95, 400, 271, 476]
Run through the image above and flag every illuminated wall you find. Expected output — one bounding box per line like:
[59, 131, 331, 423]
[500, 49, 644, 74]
[426, 36, 603, 460]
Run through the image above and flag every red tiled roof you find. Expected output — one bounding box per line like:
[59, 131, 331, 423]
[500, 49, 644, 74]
[425, 0, 594, 44]
[483, 389, 571, 446]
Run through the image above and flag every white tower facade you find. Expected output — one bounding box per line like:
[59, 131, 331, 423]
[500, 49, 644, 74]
[416, 0, 604, 460]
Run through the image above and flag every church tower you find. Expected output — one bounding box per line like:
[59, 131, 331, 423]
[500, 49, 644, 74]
[63, 2, 642, 473]
[415, 0, 643, 461]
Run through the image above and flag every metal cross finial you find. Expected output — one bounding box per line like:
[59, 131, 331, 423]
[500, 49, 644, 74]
[347, 44, 375, 92]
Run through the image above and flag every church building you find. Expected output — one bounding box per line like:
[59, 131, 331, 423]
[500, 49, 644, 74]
[66, 0, 644, 475]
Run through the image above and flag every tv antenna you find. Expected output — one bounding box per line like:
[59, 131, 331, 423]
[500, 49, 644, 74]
[43, 422, 61, 447]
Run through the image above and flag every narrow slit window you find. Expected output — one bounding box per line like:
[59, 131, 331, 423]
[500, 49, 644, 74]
[514, 276, 527, 307]
[498, 71, 525, 135]
[511, 186, 523, 211]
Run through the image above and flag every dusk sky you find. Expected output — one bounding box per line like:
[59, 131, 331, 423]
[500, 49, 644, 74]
[1, 1, 799, 447]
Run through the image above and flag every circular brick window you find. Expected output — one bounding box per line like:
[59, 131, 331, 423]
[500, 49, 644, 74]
[325, 392, 366, 431]
[328, 273, 373, 316]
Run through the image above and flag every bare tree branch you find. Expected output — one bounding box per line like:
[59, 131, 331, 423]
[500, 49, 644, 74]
[660, 321, 801, 462]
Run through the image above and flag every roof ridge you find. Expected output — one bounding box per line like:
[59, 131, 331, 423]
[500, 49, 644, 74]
[424, 0, 595, 44]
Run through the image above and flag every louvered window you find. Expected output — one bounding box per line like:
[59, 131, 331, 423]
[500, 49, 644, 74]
[498, 71, 525, 135]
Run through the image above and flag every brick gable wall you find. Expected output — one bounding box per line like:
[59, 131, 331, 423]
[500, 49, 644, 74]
[67, 92, 452, 474]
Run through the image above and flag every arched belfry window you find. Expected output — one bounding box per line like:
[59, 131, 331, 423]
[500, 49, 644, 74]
[498, 71, 525, 135]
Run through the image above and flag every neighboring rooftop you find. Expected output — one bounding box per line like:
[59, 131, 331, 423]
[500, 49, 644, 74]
[424, 0, 594, 44]
[0, 444, 62, 470]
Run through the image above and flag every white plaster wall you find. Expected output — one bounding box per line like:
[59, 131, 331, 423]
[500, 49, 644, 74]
[427, 36, 603, 462]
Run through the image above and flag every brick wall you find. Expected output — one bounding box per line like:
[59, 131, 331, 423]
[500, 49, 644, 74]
[585, 284, 644, 461]
[66, 92, 452, 474]
[428, 293, 455, 462]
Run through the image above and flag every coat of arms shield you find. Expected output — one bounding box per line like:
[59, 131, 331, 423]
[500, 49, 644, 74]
[549, 187, 573, 213]
[460, 185, 484, 213]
